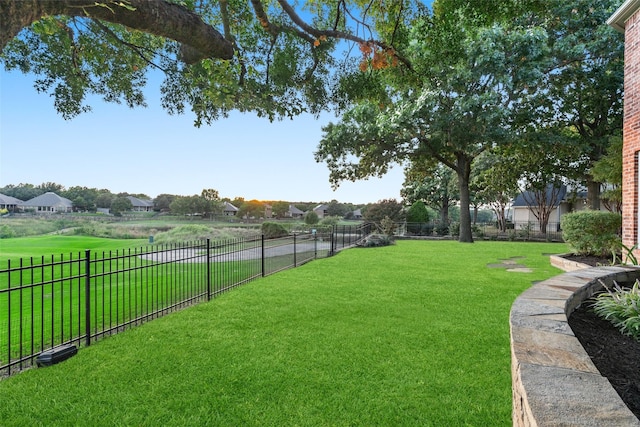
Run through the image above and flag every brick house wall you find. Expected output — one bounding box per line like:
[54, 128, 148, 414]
[610, 1, 640, 258]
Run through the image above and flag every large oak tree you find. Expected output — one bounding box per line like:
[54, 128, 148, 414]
[316, 10, 549, 242]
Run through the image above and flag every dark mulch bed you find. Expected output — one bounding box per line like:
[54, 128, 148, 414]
[563, 254, 640, 419]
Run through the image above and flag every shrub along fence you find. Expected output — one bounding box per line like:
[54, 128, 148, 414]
[0, 224, 372, 378]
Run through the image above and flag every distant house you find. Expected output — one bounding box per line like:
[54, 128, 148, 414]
[313, 204, 329, 219]
[352, 209, 363, 220]
[126, 196, 154, 212]
[286, 204, 304, 219]
[264, 204, 273, 219]
[511, 185, 598, 227]
[21, 192, 73, 213]
[223, 202, 238, 216]
[0, 193, 23, 212]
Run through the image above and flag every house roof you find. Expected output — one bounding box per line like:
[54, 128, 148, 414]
[512, 185, 567, 208]
[353, 209, 362, 216]
[126, 196, 154, 207]
[224, 202, 238, 212]
[314, 204, 329, 211]
[608, 0, 640, 32]
[288, 205, 304, 214]
[0, 193, 24, 205]
[22, 192, 73, 208]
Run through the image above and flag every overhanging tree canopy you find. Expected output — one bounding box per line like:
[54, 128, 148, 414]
[1, 0, 419, 121]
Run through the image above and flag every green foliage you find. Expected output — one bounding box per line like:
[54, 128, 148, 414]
[261, 222, 288, 239]
[110, 196, 133, 216]
[0, 182, 64, 201]
[153, 194, 176, 212]
[0, 224, 15, 238]
[435, 223, 449, 236]
[0, 217, 75, 238]
[536, 0, 623, 208]
[591, 136, 623, 211]
[319, 216, 340, 227]
[237, 200, 268, 219]
[407, 200, 430, 222]
[1, 1, 418, 123]
[363, 199, 405, 223]
[561, 210, 622, 257]
[614, 243, 639, 266]
[304, 211, 319, 225]
[270, 201, 290, 219]
[406, 201, 430, 234]
[325, 200, 352, 218]
[170, 195, 213, 217]
[593, 281, 640, 342]
[317, 14, 549, 243]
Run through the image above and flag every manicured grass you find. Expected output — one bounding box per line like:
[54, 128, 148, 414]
[0, 235, 148, 265]
[0, 240, 567, 426]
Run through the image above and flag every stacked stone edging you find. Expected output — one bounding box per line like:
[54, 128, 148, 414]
[511, 263, 640, 427]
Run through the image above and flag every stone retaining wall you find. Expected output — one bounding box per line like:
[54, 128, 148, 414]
[510, 262, 640, 426]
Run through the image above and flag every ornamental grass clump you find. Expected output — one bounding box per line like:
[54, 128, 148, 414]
[593, 280, 640, 341]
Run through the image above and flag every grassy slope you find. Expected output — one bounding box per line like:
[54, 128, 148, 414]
[0, 240, 566, 426]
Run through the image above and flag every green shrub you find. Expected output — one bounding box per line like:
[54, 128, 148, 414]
[261, 222, 289, 239]
[561, 210, 621, 257]
[406, 201, 430, 234]
[319, 216, 340, 227]
[593, 280, 640, 341]
[435, 223, 449, 236]
[304, 211, 319, 225]
[0, 224, 15, 238]
[449, 221, 460, 237]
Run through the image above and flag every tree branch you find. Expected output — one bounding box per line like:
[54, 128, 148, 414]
[92, 19, 169, 72]
[1, 0, 234, 63]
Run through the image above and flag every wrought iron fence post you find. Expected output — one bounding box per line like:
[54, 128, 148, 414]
[330, 225, 335, 255]
[261, 235, 265, 277]
[206, 239, 211, 301]
[293, 233, 297, 267]
[84, 250, 91, 347]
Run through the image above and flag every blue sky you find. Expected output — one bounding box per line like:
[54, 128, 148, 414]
[0, 70, 404, 205]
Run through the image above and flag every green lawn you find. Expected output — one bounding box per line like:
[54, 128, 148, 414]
[0, 235, 148, 265]
[0, 240, 567, 426]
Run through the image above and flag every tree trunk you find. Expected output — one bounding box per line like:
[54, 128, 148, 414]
[493, 203, 507, 232]
[439, 201, 449, 226]
[586, 178, 601, 211]
[456, 154, 474, 243]
[0, 0, 233, 62]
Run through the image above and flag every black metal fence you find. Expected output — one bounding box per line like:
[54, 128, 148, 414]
[0, 224, 371, 378]
[397, 221, 564, 242]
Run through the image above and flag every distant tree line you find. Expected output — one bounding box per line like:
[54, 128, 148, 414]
[0, 182, 373, 220]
